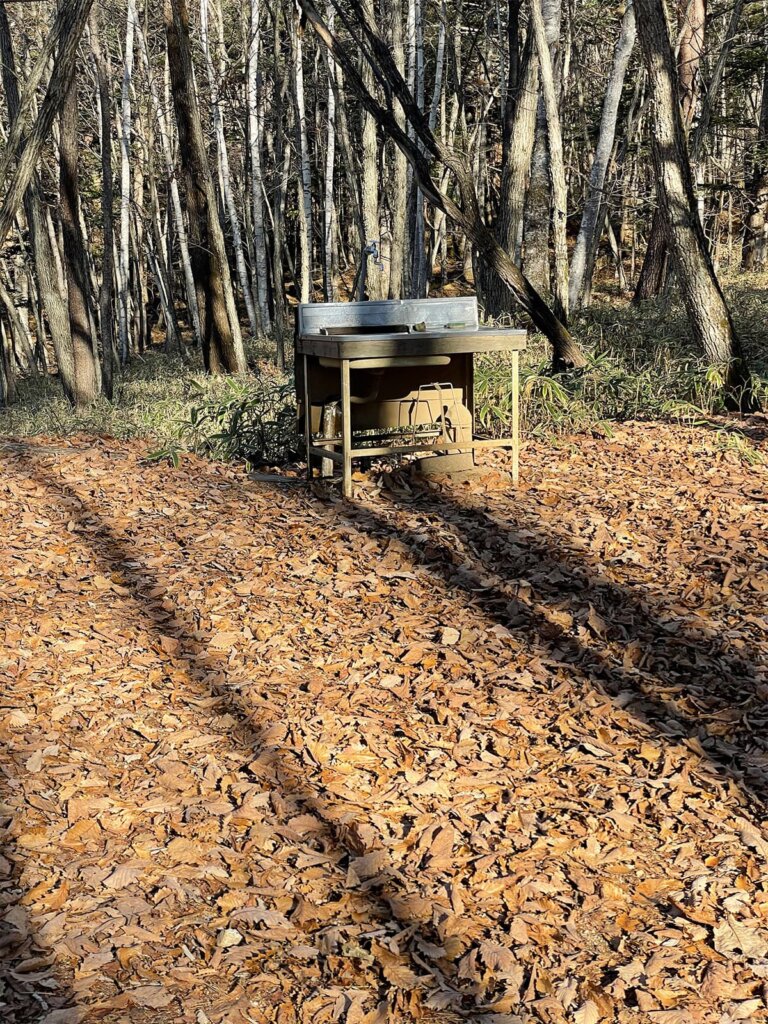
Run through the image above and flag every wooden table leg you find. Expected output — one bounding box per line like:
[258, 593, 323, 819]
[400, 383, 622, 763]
[341, 358, 352, 499]
[467, 352, 475, 459]
[511, 348, 520, 485]
[303, 353, 312, 483]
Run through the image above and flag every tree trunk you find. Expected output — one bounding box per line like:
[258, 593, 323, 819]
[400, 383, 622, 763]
[88, 7, 117, 399]
[530, 0, 569, 321]
[523, 0, 561, 298]
[247, 0, 271, 330]
[569, 2, 636, 312]
[409, 0, 427, 296]
[742, 52, 768, 270]
[0, 273, 38, 376]
[138, 23, 202, 346]
[0, 2, 77, 402]
[634, 0, 705, 300]
[388, 0, 408, 298]
[332, 61, 365, 267]
[59, 68, 100, 410]
[0, 0, 94, 199]
[0, 317, 16, 406]
[360, 0, 387, 299]
[298, 0, 586, 369]
[691, 0, 745, 161]
[483, 27, 538, 317]
[164, 0, 247, 373]
[291, 4, 314, 304]
[202, 0, 258, 336]
[146, 146, 182, 354]
[0, 0, 95, 252]
[322, 2, 337, 301]
[678, 0, 706, 129]
[634, 0, 757, 409]
[270, 4, 289, 361]
[117, 0, 137, 363]
[502, 0, 523, 168]
[633, 205, 669, 302]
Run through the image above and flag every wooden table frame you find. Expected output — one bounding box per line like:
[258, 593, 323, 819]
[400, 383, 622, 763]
[300, 332, 523, 499]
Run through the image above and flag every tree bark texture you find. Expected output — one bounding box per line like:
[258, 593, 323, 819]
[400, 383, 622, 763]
[530, 0, 569, 321]
[164, 0, 247, 373]
[59, 69, 100, 409]
[634, 0, 756, 408]
[291, 6, 314, 304]
[742, 49, 768, 270]
[248, 0, 271, 329]
[0, 0, 95, 252]
[202, 0, 258, 336]
[634, 0, 706, 300]
[0, 2, 76, 403]
[89, 7, 117, 399]
[569, 2, 636, 312]
[138, 22, 202, 346]
[387, 0, 408, 298]
[523, 0, 561, 298]
[483, 27, 538, 317]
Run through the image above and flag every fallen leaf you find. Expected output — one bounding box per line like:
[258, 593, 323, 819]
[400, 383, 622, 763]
[713, 916, 768, 960]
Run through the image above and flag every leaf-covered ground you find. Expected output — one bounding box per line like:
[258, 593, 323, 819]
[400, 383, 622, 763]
[1, 423, 767, 1024]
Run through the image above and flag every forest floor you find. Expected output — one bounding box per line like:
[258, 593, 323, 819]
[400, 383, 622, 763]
[1, 422, 767, 1024]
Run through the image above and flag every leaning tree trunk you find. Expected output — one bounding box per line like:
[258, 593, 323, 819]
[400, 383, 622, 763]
[164, 0, 247, 373]
[569, 1, 636, 312]
[0, 0, 95, 200]
[0, 2, 77, 403]
[634, 0, 757, 410]
[0, 0, 95, 258]
[298, 0, 586, 369]
[691, 0, 745, 162]
[59, 67, 100, 410]
[0, 273, 38, 376]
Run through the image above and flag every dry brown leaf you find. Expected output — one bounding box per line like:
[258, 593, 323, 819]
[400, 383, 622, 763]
[127, 984, 175, 1008]
[102, 863, 143, 889]
[573, 1001, 601, 1024]
[372, 944, 422, 991]
[713, 916, 768, 960]
[216, 927, 244, 948]
[426, 823, 456, 872]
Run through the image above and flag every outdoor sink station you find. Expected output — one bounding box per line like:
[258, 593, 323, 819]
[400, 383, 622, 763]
[295, 297, 526, 498]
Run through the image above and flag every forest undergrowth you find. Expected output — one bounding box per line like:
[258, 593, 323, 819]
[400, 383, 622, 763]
[2, 277, 767, 467]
